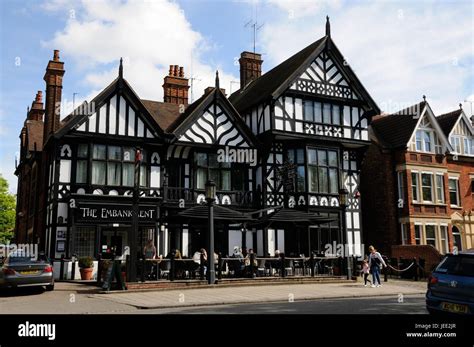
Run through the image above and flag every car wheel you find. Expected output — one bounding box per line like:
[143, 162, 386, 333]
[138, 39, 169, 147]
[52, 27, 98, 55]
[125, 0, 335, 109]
[46, 284, 54, 291]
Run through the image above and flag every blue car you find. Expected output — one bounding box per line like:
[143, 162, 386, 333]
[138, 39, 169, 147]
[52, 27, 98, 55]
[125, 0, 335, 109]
[426, 249, 474, 315]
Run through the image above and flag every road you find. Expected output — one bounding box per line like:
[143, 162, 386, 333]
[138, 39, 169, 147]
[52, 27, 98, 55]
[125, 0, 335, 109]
[135, 294, 427, 314]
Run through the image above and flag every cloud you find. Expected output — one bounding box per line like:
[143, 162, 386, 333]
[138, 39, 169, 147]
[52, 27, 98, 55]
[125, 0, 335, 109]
[267, 0, 341, 19]
[42, 0, 238, 111]
[259, 1, 473, 115]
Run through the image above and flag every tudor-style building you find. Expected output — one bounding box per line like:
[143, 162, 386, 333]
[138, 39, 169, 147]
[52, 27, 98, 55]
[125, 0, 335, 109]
[230, 17, 380, 257]
[16, 18, 381, 268]
[362, 99, 474, 265]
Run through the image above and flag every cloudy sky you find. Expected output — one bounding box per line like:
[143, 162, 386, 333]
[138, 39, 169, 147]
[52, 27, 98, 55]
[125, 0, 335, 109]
[0, 0, 473, 193]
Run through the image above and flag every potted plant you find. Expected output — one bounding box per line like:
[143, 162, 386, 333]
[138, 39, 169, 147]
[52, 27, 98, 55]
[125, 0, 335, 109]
[78, 256, 94, 280]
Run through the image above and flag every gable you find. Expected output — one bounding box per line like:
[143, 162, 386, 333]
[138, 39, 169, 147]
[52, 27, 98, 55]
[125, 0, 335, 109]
[407, 105, 451, 152]
[290, 51, 358, 100]
[74, 93, 156, 139]
[178, 102, 250, 147]
[450, 113, 474, 137]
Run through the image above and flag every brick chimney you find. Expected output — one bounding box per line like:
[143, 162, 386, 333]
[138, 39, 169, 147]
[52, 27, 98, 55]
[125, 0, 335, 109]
[27, 91, 45, 121]
[163, 65, 189, 105]
[239, 51, 263, 89]
[43, 50, 65, 143]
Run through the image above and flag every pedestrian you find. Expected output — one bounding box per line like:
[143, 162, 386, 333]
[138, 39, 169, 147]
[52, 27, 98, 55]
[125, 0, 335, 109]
[368, 245, 386, 287]
[361, 259, 371, 287]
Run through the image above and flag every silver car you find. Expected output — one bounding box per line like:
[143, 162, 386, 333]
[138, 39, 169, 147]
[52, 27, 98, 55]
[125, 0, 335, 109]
[0, 253, 54, 291]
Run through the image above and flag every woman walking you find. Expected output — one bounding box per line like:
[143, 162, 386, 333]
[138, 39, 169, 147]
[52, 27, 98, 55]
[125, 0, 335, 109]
[368, 245, 386, 287]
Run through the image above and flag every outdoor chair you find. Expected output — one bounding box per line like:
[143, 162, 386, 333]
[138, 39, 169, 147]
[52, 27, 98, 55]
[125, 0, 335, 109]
[284, 259, 293, 276]
[159, 260, 171, 279]
[256, 259, 268, 277]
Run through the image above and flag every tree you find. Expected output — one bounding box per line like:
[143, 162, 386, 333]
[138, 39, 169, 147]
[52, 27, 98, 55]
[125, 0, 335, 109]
[0, 175, 16, 244]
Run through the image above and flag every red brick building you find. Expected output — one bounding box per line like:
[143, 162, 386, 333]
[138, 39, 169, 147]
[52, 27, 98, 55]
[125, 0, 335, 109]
[361, 99, 474, 269]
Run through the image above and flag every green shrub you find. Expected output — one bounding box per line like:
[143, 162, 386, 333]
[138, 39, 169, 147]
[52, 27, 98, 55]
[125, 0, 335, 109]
[78, 256, 94, 269]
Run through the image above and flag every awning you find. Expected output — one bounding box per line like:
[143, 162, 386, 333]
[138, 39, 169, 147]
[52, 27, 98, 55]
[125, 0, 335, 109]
[248, 206, 335, 228]
[177, 204, 253, 223]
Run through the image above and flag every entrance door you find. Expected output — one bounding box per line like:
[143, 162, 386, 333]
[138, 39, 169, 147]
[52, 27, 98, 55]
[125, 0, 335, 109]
[101, 229, 129, 258]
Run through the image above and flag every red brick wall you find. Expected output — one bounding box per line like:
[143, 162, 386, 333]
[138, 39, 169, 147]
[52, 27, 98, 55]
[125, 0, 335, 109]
[360, 143, 399, 255]
[391, 244, 442, 273]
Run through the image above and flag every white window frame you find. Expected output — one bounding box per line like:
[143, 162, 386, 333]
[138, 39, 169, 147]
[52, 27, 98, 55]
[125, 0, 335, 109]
[415, 129, 435, 153]
[448, 177, 460, 207]
[411, 171, 420, 202]
[425, 224, 437, 248]
[463, 137, 470, 155]
[452, 136, 461, 154]
[421, 172, 434, 203]
[435, 173, 445, 204]
[439, 224, 449, 254]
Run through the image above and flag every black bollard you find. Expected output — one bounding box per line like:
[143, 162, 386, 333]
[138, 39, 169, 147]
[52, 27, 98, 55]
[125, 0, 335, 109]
[310, 252, 315, 277]
[200, 252, 205, 280]
[170, 250, 176, 281]
[281, 253, 285, 278]
[59, 254, 65, 281]
[141, 253, 146, 282]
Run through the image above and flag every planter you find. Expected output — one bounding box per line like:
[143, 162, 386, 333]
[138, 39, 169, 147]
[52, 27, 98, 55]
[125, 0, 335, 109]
[80, 268, 94, 280]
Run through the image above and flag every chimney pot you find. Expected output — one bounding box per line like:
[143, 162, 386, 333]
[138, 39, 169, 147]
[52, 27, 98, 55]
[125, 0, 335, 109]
[36, 90, 43, 102]
[163, 65, 189, 105]
[53, 50, 60, 62]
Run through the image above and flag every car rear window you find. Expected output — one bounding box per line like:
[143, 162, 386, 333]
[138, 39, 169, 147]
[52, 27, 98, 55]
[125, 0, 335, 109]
[435, 255, 474, 277]
[8, 256, 35, 263]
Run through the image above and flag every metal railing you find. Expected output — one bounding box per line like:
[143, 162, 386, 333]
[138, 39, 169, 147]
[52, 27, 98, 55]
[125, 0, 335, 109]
[130, 253, 342, 283]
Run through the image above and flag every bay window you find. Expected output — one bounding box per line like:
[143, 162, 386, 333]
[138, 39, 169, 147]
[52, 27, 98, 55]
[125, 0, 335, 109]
[287, 149, 305, 192]
[194, 152, 243, 191]
[76, 144, 88, 184]
[425, 225, 436, 247]
[89, 144, 145, 186]
[92, 144, 106, 185]
[302, 101, 342, 126]
[308, 148, 338, 194]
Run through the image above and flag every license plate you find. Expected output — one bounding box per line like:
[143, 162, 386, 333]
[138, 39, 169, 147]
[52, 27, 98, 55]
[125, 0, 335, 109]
[20, 271, 40, 275]
[442, 302, 469, 314]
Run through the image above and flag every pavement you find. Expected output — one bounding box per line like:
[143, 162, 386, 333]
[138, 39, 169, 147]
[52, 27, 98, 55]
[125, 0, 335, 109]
[92, 279, 427, 310]
[0, 279, 427, 314]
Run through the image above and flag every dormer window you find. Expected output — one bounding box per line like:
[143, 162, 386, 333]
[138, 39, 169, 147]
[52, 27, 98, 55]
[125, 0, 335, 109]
[415, 130, 432, 152]
[450, 135, 473, 155]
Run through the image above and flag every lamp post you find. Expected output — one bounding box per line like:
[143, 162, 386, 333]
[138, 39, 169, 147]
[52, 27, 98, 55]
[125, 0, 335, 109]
[339, 188, 350, 280]
[205, 180, 216, 285]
